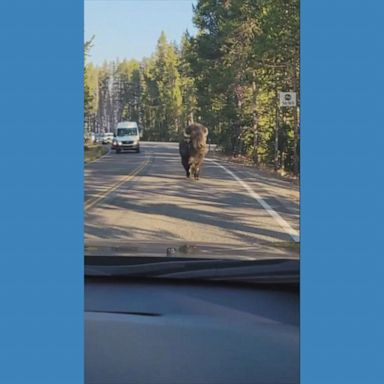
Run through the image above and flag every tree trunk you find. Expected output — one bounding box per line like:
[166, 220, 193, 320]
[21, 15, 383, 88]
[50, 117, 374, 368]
[291, 0, 299, 176]
[274, 95, 279, 171]
[251, 72, 258, 164]
[292, 63, 299, 176]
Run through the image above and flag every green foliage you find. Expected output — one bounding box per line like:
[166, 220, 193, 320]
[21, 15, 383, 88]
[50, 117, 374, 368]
[84, 0, 300, 174]
[186, 0, 300, 173]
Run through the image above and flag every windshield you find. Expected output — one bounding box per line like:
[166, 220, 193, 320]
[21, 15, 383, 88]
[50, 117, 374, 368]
[116, 128, 137, 136]
[84, 0, 300, 272]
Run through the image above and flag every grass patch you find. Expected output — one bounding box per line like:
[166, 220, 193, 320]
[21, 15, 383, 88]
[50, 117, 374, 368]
[84, 144, 109, 163]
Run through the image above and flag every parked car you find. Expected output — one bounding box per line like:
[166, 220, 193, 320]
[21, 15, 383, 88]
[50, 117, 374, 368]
[102, 132, 114, 144]
[95, 133, 104, 144]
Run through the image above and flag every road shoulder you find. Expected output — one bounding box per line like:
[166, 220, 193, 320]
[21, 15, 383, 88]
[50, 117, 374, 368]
[84, 144, 110, 164]
[207, 150, 299, 186]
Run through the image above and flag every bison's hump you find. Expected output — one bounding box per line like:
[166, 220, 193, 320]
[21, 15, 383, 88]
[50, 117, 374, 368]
[185, 123, 208, 136]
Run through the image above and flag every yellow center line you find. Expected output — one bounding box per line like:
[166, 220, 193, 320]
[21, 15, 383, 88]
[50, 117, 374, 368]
[84, 156, 151, 211]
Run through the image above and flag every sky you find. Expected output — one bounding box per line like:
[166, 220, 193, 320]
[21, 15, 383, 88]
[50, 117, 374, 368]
[84, 0, 197, 65]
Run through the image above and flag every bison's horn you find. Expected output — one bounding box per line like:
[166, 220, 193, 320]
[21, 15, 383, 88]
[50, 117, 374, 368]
[183, 131, 191, 138]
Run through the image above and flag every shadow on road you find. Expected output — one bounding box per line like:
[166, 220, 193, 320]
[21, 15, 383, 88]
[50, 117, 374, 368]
[84, 143, 299, 246]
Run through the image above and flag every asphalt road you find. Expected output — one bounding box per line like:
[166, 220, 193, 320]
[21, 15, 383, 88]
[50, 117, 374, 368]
[85, 142, 299, 251]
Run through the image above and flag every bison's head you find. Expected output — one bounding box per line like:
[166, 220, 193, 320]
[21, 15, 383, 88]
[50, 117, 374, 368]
[184, 124, 208, 151]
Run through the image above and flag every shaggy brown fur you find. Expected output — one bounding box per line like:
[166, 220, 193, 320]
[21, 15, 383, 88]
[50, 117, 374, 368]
[179, 123, 209, 180]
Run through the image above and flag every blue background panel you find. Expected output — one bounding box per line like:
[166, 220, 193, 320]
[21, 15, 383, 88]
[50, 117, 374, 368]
[301, 0, 383, 383]
[0, 0, 383, 383]
[0, 1, 83, 383]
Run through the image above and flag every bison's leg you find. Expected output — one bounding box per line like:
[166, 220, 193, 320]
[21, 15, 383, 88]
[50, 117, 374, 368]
[189, 163, 196, 180]
[189, 162, 199, 180]
[189, 165, 194, 179]
[181, 156, 190, 177]
[194, 165, 200, 180]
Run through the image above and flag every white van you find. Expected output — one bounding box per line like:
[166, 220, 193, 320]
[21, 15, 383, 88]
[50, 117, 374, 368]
[112, 122, 140, 153]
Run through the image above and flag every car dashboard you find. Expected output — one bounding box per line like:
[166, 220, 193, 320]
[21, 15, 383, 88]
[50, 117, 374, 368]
[85, 277, 299, 384]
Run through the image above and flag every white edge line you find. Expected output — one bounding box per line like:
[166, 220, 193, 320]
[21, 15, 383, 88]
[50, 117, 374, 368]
[207, 159, 300, 242]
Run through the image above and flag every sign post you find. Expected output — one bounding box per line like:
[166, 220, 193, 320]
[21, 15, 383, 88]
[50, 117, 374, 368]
[279, 91, 296, 107]
[277, 91, 298, 173]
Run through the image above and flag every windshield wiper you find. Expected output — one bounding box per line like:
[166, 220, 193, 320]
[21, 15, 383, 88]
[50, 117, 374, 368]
[85, 257, 299, 285]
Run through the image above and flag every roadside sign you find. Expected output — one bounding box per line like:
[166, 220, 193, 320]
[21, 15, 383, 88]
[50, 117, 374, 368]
[279, 92, 296, 107]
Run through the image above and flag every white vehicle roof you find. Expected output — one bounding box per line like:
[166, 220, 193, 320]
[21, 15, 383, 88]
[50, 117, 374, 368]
[116, 121, 138, 128]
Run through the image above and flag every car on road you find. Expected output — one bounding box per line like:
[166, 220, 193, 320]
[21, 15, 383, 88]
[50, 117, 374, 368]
[95, 133, 104, 144]
[112, 121, 140, 153]
[102, 132, 114, 144]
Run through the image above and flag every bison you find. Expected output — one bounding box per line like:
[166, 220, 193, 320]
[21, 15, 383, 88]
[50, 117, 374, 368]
[179, 123, 209, 180]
